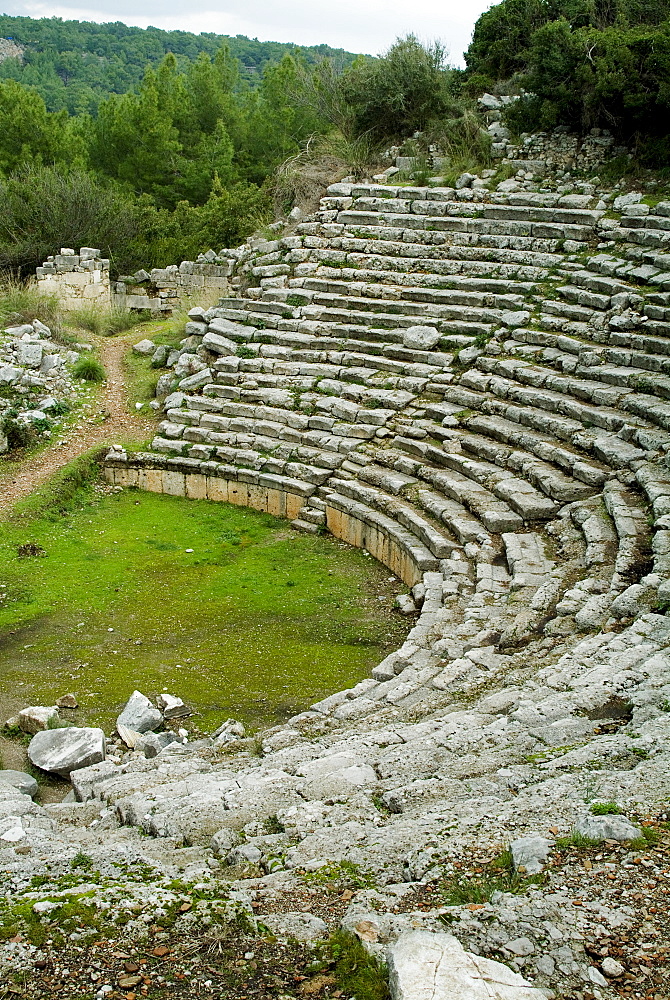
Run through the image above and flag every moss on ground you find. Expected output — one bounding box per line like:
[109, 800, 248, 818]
[0, 482, 408, 731]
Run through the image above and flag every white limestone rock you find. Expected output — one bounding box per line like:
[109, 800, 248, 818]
[28, 727, 106, 778]
[403, 326, 441, 350]
[574, 813, 642, 842]
[387, 931, 546, 999]
[510, 834, 554, 875]
[0, 770, 39, 799]
[18, 706, 59, 734]
[260, 911, 328, 942]
[117, 690, 162, 734]
[156, 693, 190, 719]
[132, 339, 155, 356]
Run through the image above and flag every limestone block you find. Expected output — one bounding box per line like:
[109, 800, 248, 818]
[387, 931, 545, 999]
[574, 814, 641, 842]
[117, 690, 162, 734]
[18, 706, 59, 734]
[28, 727, 106, 778]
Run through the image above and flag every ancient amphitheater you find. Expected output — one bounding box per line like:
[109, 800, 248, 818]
[5, 173, 670, 998]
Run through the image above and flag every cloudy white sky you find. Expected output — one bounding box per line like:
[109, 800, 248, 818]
[1, 1, 495, 63]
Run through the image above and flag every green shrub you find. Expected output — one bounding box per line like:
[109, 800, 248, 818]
[340, 35, 452, 142]
[590, 802, 623, 815]
[2, 417, 35, 451]
[72, 356, 105, 382]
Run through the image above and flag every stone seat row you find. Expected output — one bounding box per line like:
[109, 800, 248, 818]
[295, 221, 577, 256]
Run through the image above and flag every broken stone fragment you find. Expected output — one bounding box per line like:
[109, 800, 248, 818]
[18, 705, 59, 734]
[156, 693, 190, 719]
[510, 834, 554, 875]
[56, 694, 78, 709]
[387, 931, 546, 999]
[28, 727, 106, 778]
[0, 769, 39, 798]
[117, 690, 162, 734]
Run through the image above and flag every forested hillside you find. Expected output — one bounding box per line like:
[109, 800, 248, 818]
[0, 14, 358, 113]
[465, 0, 670, 163]
[2, 5, 670, 286]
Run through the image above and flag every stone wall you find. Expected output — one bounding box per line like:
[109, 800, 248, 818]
[35, 248, 110, 311]
[477, 95, 629, 173]
[112, 260, 232, 315]
[35, 249, 232, 315]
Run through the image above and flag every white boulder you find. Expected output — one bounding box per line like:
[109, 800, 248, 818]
[117, 690, 162, 734]
[28, 727, 106, 778]
[18, 706, 59, 734]
[387, 931, 546, 999]
[403, 326, 441, 350]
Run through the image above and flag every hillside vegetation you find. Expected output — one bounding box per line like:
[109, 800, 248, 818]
[465, 0, 670, 163]
[0, 14, 358, 113]
[1, 6, 670, 283]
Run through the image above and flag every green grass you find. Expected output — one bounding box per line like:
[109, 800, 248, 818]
[67, 306, 151, 337]
[72, 356, 105, 382]
[0, 478, 408, 732]
[0, 278, 65, 342]
[123, 316, 187, 410]
[555, 831, 600, 850]
[439, 849, 543, 906]
[590, 802, 623, 815]
[326, 931, 389, 1000]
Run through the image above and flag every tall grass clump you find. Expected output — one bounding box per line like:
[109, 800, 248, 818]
[0, 276, 64, 340]
[72, 355, 105, 382]
[67, 306, 151, 337]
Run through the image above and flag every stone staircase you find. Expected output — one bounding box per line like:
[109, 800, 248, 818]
[105, 181, 670, 719]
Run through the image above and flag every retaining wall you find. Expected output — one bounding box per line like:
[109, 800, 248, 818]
[103, 451, 430, 586]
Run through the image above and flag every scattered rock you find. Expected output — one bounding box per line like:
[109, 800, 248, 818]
[55, 694, 78, 709]
[510, 835, 554, 875]
[602, 957, 625, 977]
[18, 706, 59, 734]
[28, 727, 106, 778]
[116, 690, 162, 734]
[259, 912, 328, 942]
[0, 770, 39, 798]
[574, 814, 642, 842]
[156, 693, 190, 719]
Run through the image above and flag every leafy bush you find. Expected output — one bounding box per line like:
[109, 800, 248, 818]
[590, 801, 624, 814]
[72, 356, 105, 382]
[341, 35, 452, 142]
[0, 166, 140, 277]
[2, 417, 35, 451]
[467, 0, 670, 160]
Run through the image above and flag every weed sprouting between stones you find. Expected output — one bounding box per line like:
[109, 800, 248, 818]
[439, 849, 544, 906]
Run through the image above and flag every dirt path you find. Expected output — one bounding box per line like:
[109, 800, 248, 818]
[0, 332, 155, 513]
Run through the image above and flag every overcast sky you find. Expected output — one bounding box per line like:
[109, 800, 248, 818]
[2, 1, 495, 64]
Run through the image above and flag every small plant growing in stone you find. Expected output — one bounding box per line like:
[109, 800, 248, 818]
[590, 802, 623, 815]
[555, 831, 600, 850]
[236, 345, 257, 359]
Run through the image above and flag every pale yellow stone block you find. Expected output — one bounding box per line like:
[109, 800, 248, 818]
[185, 474, 208, 500]
[206, 477, 230, 502]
